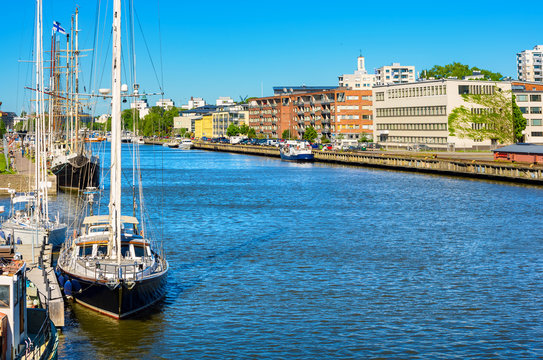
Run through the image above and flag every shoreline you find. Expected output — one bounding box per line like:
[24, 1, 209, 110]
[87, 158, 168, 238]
[186, 142, 543, 185]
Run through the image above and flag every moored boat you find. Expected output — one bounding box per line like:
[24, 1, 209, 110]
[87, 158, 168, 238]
[57, 216, 168, 319]
[57, 0, 169, 320]
[279, 142, 315, 162]
[0, 258, 59, 360]
[179, 139, 193, 150]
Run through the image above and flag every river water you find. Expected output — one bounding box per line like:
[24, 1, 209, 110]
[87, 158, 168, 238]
[6, 144, 543, 359]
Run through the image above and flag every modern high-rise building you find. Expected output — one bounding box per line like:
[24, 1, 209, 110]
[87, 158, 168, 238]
[517, 45, 543, 83]
[375, 63, 416, 85]
[338, 56, 376, 89]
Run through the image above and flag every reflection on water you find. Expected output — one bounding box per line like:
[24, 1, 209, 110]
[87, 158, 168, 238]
[5, 145, 542, 359]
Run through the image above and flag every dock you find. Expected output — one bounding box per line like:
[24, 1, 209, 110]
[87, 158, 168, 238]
[17, 242, 64, 327]
[192, 142, 543, 185]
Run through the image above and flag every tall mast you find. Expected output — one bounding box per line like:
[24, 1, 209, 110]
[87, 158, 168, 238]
[35, 0, 48, 221]
[65, 30, 70, 148]
[74, 7, 80, 153]
[110, 0, 122, 263]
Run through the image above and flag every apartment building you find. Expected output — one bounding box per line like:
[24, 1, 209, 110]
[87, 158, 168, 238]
[212, 104, 249, 137]
[512, 81, 543, 144]
[517, 45, 543, 83]
[194, 115, 213, 139]
[375, 63, 416, 85]
[373, 79, 511, 150]
[249, 87, 372, 140]
[338, 55, 376, 89]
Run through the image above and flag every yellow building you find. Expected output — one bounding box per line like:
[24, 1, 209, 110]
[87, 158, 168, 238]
[194, 115, 213, 139]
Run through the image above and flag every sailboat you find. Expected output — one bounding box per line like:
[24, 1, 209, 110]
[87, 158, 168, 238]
[49, 8, 100, 191]
[1, 0, 67, 250]
[56, 0, 169, 319]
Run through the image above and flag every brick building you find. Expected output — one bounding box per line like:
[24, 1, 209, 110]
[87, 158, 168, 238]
[249, 86, 372, 140]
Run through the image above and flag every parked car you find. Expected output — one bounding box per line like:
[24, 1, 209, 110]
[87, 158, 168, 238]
[367, 143, 382, 150]
[321, 144, 333, 151]
[407, 144, 431, 151]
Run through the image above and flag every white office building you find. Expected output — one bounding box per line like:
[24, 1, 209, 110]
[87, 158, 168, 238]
[338, 56, 376, 89]
[375, 63, 416, 85]
[373, 79, 511, 150]
[216, 97, 235, 106]
[517, 45, 543, 83]
[182, 97, 206, 110]
[156, 98, 175, 109]
[130, 98, 150, 118]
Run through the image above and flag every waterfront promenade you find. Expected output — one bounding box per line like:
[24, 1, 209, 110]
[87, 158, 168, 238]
[188, 142, 543, 185]
[0, 149, 57, 194]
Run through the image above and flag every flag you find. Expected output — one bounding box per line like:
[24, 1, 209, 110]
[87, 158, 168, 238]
[53, 21, 67, 35]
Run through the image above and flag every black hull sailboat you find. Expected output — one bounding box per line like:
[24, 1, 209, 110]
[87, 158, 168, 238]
[59, 251, 168, 319]
[52, 154, 100, 190]
[56, 0, 168, 320]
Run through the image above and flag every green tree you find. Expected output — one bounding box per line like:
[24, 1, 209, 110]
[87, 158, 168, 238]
[227, 123, 240, 137]
[239, 124, 249, 135]
[448, 86, 515, 143]
[320, 135, 330, 144]
[512, 95, 527, 143]
[302, 126, 318, 142]
[421, 62, 503, 81]
[282, 129, 291, 139]
[122, 109, 139, 132]
[247, 127, 257, 138]
[0, 120, 6, 138]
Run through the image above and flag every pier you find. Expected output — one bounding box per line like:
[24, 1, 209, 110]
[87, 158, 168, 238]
[191, 142, 543, 185]
[0, 151, 57, 195]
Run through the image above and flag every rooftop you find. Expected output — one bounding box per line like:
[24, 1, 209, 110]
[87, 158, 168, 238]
[493, 143, 543, 155]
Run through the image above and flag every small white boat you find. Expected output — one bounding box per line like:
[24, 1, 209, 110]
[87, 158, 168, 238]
[179, 139, 193, 150]
[164, 141, 178, 148]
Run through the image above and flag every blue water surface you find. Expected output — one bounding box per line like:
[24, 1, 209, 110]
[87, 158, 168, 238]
[25, 145, 543, 359]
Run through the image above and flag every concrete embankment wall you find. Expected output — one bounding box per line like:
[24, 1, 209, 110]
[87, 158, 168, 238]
[192, 142, 543, 185]
[0, 174, 57, 195]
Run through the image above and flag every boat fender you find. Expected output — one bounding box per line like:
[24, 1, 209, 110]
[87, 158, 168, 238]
[72, 279, 82, 293]
[64, 280, 72, 297]
[57, 275, 66, 288]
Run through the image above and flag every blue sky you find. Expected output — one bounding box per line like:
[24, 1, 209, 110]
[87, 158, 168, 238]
[1, 0, 542, 116]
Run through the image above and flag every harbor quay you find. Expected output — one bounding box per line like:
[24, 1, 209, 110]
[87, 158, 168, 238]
[184, 142, 543, 185]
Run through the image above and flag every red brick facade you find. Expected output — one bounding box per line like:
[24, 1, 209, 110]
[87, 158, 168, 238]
[249, 89, 372, 140]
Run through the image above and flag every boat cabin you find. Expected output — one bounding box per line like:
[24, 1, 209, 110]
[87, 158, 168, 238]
[0, 260, 27, 360]
[75, 215, 151, 260]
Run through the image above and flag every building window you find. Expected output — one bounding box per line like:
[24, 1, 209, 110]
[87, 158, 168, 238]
[519, 107, 528, 114]
[516, 95, 528, 102]
[0, 285, 9, 307]
[531, 107, 542, 114]
[532, 119, 542, 126]
[530, 94, 542, 102]
[531, 132, 543, 136]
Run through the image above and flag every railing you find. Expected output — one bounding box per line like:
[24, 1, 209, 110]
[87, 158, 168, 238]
[59, 248, 167, 284]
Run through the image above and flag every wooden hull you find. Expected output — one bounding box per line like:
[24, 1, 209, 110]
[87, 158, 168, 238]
[51, 154, 100, 190]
